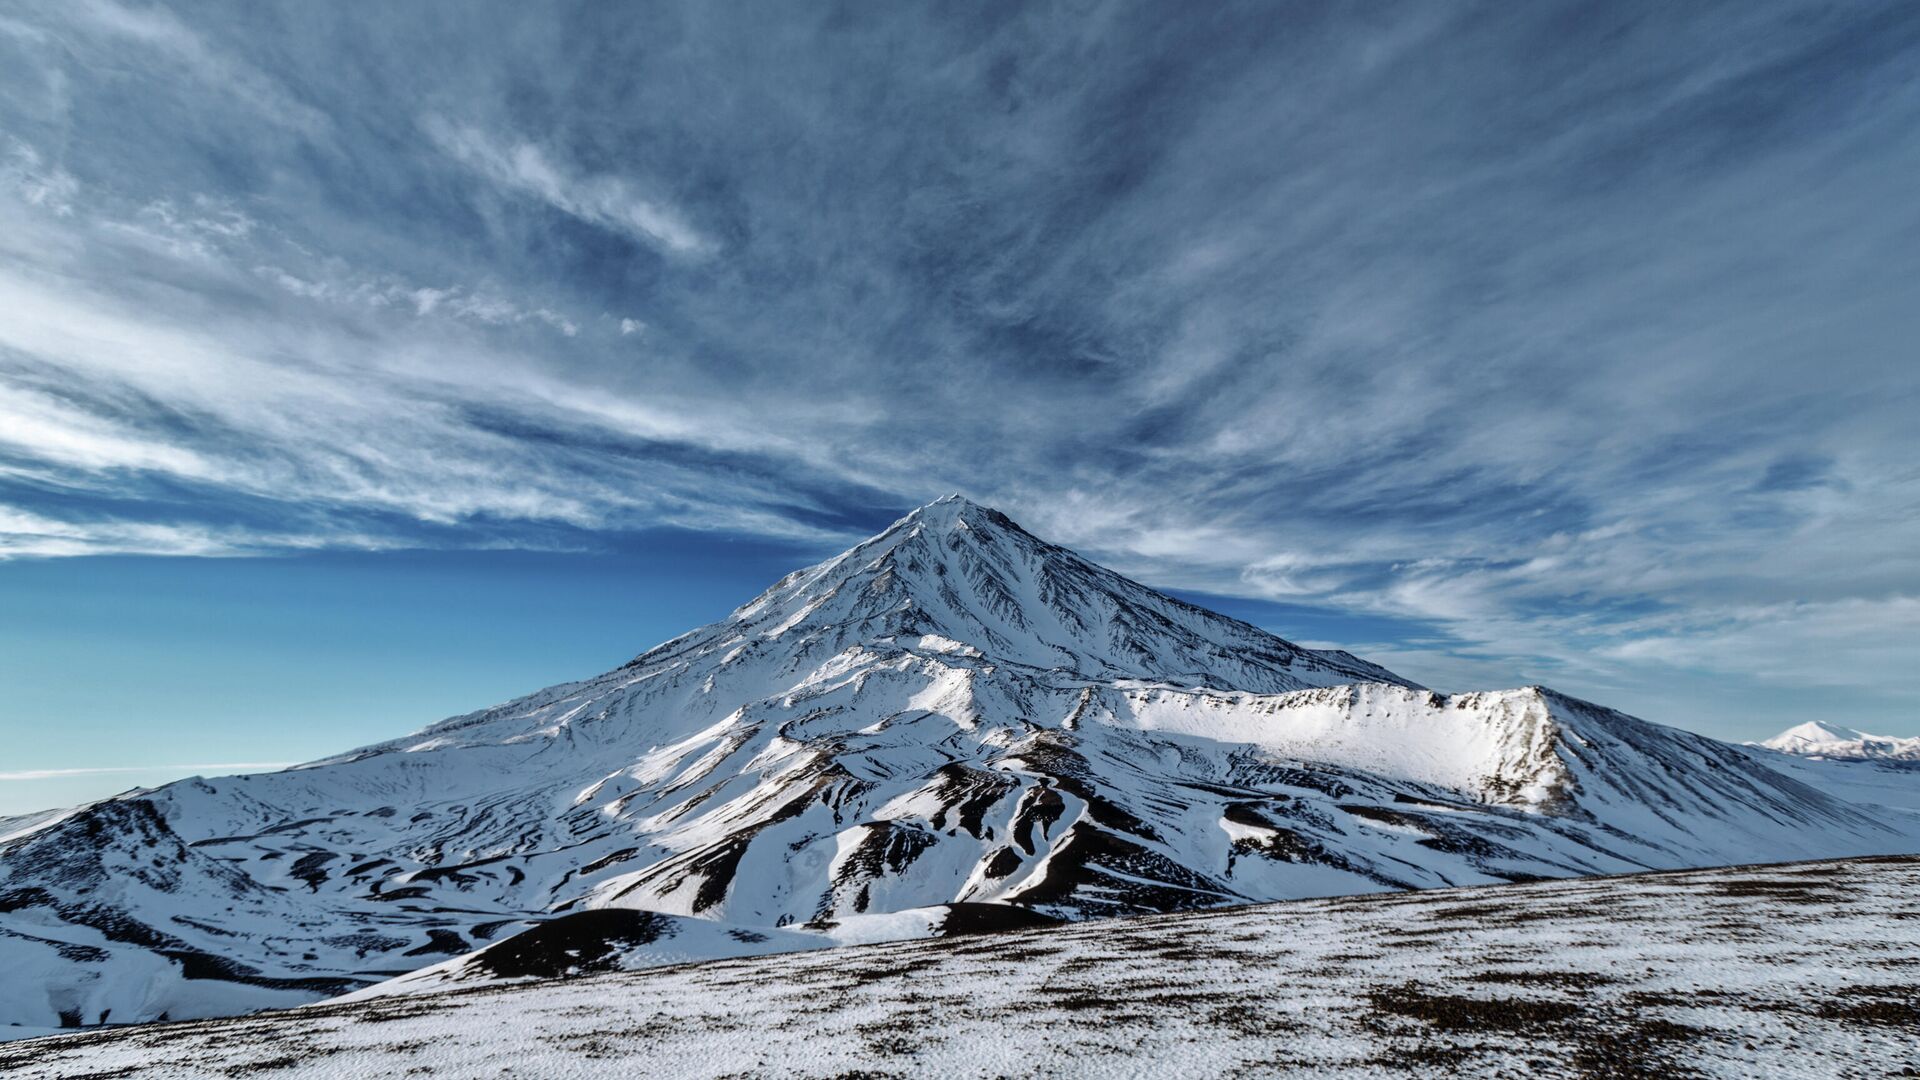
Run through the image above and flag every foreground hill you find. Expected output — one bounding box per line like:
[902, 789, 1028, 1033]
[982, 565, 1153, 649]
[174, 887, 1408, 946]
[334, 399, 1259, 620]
[7, 854, 1916, 1079]
[3, 497, 1917, 1034]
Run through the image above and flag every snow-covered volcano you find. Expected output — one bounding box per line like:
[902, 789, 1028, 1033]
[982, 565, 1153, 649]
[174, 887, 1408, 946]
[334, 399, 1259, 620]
[4, 497, 1917, 1036]
[1758, 721, 1920, 762]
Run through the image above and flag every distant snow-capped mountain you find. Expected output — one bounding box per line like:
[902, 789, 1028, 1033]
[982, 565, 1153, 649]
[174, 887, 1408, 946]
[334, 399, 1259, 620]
[4, 496, 1917, 1036]
[1758, 721, 1920, 762]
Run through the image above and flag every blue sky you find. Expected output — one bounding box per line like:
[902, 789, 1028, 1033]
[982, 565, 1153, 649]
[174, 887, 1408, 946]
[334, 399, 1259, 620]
[1, 1, 1917, 814]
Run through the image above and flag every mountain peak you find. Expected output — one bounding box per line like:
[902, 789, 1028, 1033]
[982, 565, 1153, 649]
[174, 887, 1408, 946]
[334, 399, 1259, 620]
[888, 493, 1012, 534]
[1759, 720, 1920, 761]
[920, 492, 984, 511]
[1766, 721, 1868, 747]
[696, 496, 1416, 694]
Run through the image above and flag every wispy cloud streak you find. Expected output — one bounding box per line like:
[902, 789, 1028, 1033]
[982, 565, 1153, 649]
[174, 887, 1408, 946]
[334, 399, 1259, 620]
[424, 115, 711, 257]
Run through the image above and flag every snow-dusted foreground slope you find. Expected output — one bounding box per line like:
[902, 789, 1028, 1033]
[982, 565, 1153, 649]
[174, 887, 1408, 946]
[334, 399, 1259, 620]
[3, 497, 1917, 1037]
[8, 854, 1917, 1079]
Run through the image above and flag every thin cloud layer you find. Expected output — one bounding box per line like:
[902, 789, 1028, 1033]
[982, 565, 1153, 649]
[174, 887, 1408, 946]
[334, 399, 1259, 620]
[423, 116, 713, 257]
[0, 1, 1916, 737]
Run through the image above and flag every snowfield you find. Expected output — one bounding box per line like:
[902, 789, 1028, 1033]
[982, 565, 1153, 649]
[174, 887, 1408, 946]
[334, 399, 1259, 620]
[3, 496, 1916, 1041]
[6, 854, 1916, 1079]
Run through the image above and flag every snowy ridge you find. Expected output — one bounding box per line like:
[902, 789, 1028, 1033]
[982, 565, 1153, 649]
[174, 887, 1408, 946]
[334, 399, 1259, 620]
[3, 497, 1917, 1036]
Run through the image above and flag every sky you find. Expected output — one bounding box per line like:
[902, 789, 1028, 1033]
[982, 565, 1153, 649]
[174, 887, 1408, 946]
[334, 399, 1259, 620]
[1, 1, 1916, 814]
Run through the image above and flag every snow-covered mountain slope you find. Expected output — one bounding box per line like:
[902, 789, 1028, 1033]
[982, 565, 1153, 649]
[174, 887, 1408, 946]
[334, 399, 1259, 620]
[10, 854, 1917, 1080]
[3, 496, 1918, 1038]
[1757, 720, 1920, 762]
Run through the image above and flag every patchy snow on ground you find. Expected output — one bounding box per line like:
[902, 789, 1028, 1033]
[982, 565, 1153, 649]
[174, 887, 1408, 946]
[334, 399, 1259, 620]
[7, 854, 1916, 1079]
